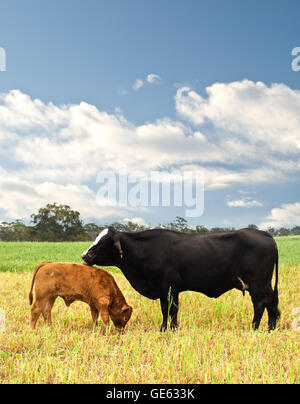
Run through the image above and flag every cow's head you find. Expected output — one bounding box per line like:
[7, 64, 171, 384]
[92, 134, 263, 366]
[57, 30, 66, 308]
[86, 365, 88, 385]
[81, 227, 123, 266]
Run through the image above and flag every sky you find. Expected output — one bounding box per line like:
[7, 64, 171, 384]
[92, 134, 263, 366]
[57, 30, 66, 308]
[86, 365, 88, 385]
[0, 0, 300, 229]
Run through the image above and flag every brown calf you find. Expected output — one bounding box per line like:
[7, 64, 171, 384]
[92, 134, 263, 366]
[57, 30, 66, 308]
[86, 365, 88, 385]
[29, 262, 132, 330]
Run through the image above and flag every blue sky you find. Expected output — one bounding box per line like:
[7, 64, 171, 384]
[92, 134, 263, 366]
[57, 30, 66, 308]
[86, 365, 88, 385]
[1, 0, 299, 121]
[0, 0, 300, 229]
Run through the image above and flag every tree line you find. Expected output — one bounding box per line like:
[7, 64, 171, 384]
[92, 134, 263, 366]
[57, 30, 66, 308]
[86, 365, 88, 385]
[0, 203, 299, 242]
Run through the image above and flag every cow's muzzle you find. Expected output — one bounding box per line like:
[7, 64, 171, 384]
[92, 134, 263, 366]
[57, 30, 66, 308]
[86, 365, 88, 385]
[81, 254, 92, 265]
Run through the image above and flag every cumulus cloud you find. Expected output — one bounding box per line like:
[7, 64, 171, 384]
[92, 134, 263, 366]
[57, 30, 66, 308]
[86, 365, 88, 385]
[0, 90, 211, 221]
[0, 167, 127, 222]
[1, 80, 300, 223]
[175, 80, 300, 154]
[227, 198, 263, 208]
[260, 202, 300, 229]
[124, 217, 148, 227]
[175, 80, 300, 185]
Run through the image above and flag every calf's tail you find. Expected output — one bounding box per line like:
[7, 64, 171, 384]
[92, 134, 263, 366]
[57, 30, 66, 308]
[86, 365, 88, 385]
[28, 262, 51, 305]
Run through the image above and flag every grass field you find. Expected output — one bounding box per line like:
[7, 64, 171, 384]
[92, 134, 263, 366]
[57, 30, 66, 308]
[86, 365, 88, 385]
[0, 237, 299, 383]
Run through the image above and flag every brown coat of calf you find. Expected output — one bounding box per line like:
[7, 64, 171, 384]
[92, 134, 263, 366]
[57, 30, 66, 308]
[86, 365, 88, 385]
[29, 262, 132, 330]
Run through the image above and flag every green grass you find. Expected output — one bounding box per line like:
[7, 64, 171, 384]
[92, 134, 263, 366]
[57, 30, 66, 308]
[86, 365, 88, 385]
[276, 236, 300, 267]
[0, 241, 118, 274]
[0, 235, 299, 272]
[0, 237, 299, 383]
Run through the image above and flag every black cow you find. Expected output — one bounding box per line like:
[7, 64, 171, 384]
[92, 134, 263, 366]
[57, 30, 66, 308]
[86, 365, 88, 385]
[82, 227, 280, 331]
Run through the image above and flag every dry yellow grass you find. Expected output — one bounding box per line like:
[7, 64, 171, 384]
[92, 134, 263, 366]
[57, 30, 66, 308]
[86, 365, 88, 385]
[0, 265, 299, 384]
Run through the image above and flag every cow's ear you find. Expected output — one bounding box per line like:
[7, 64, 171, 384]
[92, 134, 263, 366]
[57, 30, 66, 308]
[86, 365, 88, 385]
[108, 226, 116, 235]
[113, 238, 123, 259]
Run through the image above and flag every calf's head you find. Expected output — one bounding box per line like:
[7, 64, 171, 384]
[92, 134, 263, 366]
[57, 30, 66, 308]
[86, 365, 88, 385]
[109, 304, 133, 329]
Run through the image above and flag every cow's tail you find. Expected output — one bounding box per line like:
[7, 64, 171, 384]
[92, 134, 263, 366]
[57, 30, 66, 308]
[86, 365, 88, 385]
[28, 262, 50, 305]
[272, 247, 280, 320]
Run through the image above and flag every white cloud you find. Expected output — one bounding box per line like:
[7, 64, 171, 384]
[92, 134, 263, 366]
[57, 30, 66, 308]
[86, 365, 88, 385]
[174, 80, 300, 189]
[0, 167, 124, 222]
[124, 217, 148, 227]
[132, 73, 161, 92]
[227, 198, 263, 208]
[1, 81, 300, 223]
[146, 73, 161, 84]
[175, 80, 300, 154]
[260, 202, 300, 229]
[132, 78, 144, 91]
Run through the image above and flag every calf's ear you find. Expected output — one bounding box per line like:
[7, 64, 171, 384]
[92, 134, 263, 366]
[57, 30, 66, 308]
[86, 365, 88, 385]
[122, 305, 132, 313]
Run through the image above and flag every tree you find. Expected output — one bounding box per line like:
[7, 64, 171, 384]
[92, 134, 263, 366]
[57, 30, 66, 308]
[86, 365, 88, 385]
[84, 223, 103, 241]
[31, 203, 86, 241]
[291, 226, 300, 236]
[122, 221, 149, 233]
[210, 227, 225, 233]
[161, 216, 189, 232]
[266, 227, 277, 237]
[107, 221, 149, 233]
[0, 220, 32, 241]
[248, 224, 259, 230]
[277, 227, 290, 237]
[195, 225, 209, 234]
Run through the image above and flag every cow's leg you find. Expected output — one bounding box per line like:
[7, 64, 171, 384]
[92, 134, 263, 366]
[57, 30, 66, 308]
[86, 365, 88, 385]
[250, 280, 280, 331]
[252, 300, 265, 330]
[160, 288, 179, 331]
[169, 292, 179, 330]
[266, 303, 278, 331]
[159, 296, 169, 332]
[265, 285, 280, 331]
[250, 289, 266, 331]
[89, 305, 99, 326]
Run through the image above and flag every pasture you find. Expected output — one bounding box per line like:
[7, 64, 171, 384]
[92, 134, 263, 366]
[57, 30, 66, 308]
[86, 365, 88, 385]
[0, 237, 299, 384]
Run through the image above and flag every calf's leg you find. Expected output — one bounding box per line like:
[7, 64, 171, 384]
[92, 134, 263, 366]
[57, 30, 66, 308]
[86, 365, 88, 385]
[30, 302, 42, 330]
[96, 298, 110, 329]
[99, 306, 110, 328]
[41, 297, 56, 326]
[89, 305, 99, 326]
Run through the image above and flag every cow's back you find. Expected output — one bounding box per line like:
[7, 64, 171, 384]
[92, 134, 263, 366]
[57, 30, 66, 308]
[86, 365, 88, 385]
[170, 229, 277, 297]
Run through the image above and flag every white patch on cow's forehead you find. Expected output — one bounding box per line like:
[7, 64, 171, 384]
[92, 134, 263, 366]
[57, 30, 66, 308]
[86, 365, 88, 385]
[83, 228, 109, 255]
